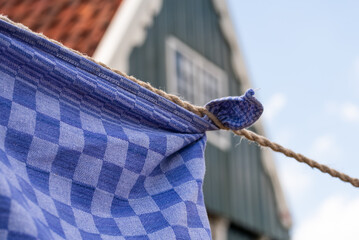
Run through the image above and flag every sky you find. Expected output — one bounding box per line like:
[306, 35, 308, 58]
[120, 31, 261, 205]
[226, 0, 359, 239]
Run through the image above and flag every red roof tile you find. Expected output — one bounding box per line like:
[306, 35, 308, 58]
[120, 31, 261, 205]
[0, 0, 123, 56]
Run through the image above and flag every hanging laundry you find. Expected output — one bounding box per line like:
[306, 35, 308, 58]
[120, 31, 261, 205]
[0, 18, 263, 239]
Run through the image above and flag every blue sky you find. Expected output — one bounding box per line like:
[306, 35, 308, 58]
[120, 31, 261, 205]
[227, 0, 359, 238]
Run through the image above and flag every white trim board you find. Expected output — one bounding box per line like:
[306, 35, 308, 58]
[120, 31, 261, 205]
[165, 36, 231, 151]
[93, 0, 163, 73]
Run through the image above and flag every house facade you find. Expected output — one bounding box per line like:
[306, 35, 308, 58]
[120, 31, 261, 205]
[1, 0, 291, 239]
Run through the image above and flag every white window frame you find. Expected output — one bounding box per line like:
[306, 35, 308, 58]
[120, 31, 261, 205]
[165, 36, 231, 150]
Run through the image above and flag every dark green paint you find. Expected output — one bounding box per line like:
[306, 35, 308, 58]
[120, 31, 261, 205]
[128, 0, 290, 239]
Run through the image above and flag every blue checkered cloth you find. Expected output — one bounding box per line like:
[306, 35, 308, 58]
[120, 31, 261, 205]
[205, 89, 263, 130]
[0, 18, 263, 240]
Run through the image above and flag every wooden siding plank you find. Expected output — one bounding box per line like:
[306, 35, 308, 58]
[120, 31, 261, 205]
[252, 145, 261, 231]
[229, 138, 241, 221]
[259, 152, 271, 234]
[127, 0, 289, 238]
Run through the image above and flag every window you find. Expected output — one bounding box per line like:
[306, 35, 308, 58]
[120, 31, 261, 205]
[166, 36, 231, 150]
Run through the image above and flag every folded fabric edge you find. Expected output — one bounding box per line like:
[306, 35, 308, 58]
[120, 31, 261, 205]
[0, 15, 217, 133]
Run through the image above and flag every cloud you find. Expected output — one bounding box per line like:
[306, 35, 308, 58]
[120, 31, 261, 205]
[264, 93, 287, 122]
[325, 102, 359, 123]
[341, 102, 359, 122]
[294, 195, 359, 240]
[309, 135, 340, 164]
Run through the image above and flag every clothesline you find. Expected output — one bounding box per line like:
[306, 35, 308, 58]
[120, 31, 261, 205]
[119, 71, 359, 189]
[2, 15, 358, 189]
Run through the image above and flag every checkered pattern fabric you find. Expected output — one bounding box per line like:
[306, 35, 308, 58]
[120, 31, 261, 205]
[205, 89, 263, 130]
[0, 18, 263, 240]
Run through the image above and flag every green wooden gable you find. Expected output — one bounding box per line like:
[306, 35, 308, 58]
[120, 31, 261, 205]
[127, 0, 290, 239]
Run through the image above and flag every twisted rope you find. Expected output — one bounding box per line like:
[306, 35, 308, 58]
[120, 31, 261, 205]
[200, 107, 359, 188]
[234, 129, 359, 187]
[1, 15, 358, 188]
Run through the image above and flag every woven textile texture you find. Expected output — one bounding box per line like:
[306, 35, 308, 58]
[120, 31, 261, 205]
[0, 19, 263, 240]
[205, 89, 263, 130]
